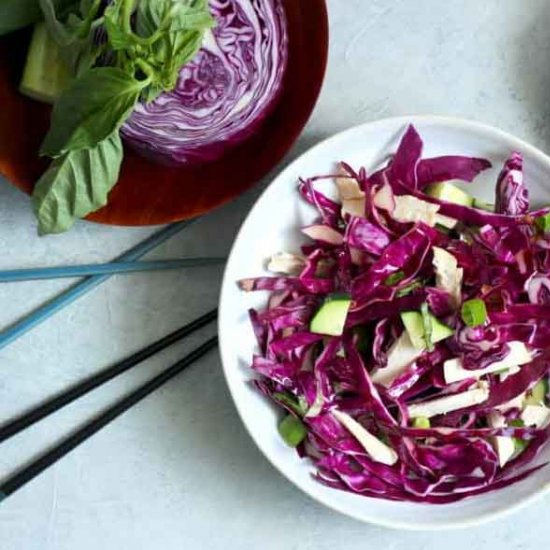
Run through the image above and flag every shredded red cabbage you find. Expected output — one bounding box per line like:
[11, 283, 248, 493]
[239, 124, 550, 503]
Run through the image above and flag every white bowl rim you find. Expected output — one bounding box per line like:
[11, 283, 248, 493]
[218, 114, 550, 531]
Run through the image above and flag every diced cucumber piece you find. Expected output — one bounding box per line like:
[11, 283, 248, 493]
[525, 379, 549, 406]
[278, 414, 307, 447]
[20, 23, 71, 104]
[425, 182, 474, 207]
[400, 311, 425, 349]
[310, 294, 352, 336]
[431, 316, 454, 343]
[400, 308, 454, 350]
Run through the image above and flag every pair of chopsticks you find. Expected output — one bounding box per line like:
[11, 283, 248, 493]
[0, 221, 221, 501]
[0, 221, 224, 350]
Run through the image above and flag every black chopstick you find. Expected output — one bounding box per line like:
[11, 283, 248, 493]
[0, 309, 218, 444]
[0, 336, 218, 503]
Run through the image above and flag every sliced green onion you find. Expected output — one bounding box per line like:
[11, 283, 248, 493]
[384, 270, 405, 286]
[461, 298, 487, 327]
[412, 416, 431, 429]
[535, 212, 550, 233]
[278, 415, 307, 447]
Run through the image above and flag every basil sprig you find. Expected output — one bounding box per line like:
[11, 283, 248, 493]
[4, 0, 214, 233]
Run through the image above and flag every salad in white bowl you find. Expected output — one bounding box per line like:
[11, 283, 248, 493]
[219, 117, 550, 528]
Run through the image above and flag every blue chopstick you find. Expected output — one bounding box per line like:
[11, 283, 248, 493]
[0, 221, 194, 351]
[0, 257, 226, 282]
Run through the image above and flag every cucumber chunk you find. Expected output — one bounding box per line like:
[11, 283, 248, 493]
[310, 295, 352, 336]
[20, 23, 71, 104]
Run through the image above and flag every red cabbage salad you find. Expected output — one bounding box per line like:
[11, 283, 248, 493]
[239, 125, 550, 504]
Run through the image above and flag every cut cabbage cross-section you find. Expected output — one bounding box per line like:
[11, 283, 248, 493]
[122, 0, 289, 165]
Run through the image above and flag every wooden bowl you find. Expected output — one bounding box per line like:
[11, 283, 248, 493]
[0, 0, 328, 226]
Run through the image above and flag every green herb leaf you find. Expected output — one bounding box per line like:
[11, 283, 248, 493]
[137, 0, 214, 38]
[535, 212, 550, 234]
[41, 67, 147, 155]
[169, 0, 215, 32]
[103, 0, 135, 51]
[461, 298, 487, 327]
[33, 132, 123, 234]
[278, 415, 307, 447]
[169, 28, 203, 67]
[135, 0, 169, 38]
[384, 270, 405, 286]
[133, 0, 213, 94]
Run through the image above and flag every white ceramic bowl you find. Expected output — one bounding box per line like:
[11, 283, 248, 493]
[218, 115, 550, 530]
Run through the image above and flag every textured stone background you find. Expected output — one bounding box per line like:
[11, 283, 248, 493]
[1, 1, 549, 547]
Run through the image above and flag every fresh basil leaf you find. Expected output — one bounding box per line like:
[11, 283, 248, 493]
[135, 0, 169, 38]
[33, 132, 123, 234]
[141, 84, 164, 104]
[103, 0, 134, 51]
[171, 28, 203, 64]
[65, 0, 102, 39]
[145, 29, 202, 92]
[41, 67, 146, 156]
[62, 32, 102, 76]
[169, 0, 215, 32]
[137, 0, 214, 38]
